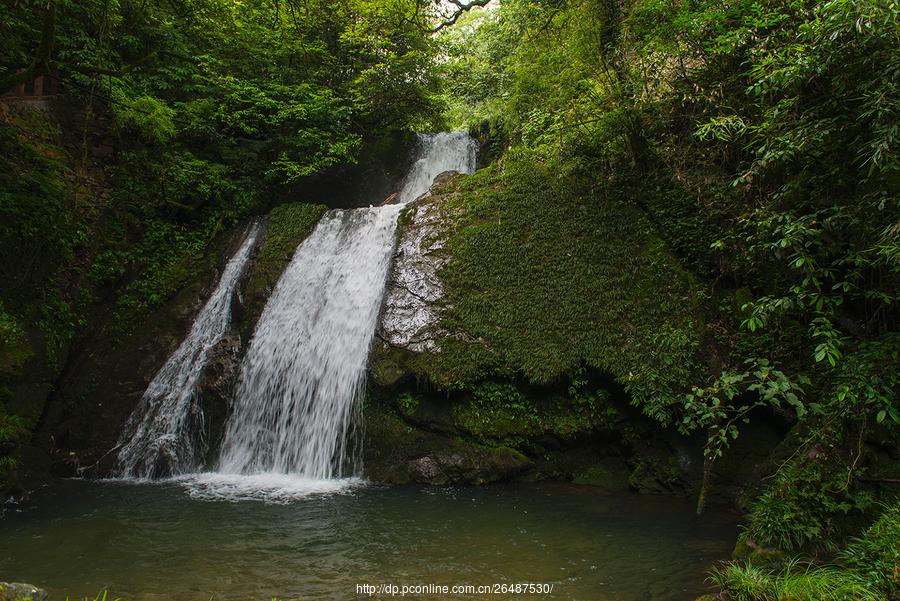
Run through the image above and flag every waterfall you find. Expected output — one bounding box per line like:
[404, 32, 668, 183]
[216, 132, 477, 482]
[395, 132, 479, 204]
[114, 222, 261, 479]
[217, 207, 401, 478]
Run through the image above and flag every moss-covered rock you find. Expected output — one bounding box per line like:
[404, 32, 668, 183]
[363, 407, 531, 485]
[34, 223, 257, 477]
[373, 156, 709, 427]
[366, 155, 722, 491]
[363, 373, 706, 490]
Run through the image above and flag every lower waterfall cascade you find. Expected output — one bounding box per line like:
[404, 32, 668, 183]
[216, 205, 403, 478]
[113, 222, 262, 479]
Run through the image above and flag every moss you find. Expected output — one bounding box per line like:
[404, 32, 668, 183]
[400, 156, 707, 424]
[362, 404, 532, 484]
[450, 380, 615, 447]
[628, 455, 687, 495]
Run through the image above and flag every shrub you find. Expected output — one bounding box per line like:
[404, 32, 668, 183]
[840, 505, 900, 597]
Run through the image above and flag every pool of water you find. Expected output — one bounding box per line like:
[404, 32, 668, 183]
[0, 478, 737, 601]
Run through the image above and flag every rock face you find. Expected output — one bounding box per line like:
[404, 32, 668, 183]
[0, 582, 48, 601]
[34, 222, 260, 479]
[197, 330, 243, 465]
[378, 171, 462, 356]
[363, 408, 533, 485]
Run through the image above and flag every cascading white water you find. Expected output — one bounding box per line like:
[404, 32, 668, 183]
[215, 132, 477, 485]
[114, 221, 261, 478]
[395, 132, 479, 204]
[217, 206, 401, 478]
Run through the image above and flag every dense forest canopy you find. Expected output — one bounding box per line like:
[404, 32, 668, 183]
[1, 0, 898, 599]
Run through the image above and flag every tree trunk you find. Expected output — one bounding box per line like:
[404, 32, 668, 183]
[696, 454, 713, 516]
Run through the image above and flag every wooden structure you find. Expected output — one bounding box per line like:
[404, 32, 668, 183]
[2, 74, 59, 100]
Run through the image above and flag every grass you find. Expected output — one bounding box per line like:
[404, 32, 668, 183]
[711, 559, 886, 601]
[839, 504, 900, 596]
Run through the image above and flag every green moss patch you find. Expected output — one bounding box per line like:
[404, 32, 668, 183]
[411, 157, 707, 423]
[450, 380, 616, 447]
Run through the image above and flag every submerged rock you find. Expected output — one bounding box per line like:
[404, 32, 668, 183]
[0, 582, 48, 601]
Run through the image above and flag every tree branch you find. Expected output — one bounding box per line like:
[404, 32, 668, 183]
[431, 0, 491, 33]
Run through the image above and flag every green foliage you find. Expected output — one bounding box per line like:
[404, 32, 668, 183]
[840, 504, 900, 596]
[396, 392, 419, 417]
[0, 116, 77, 307]
[114, 217, 219, 319]
[0, 410, 27, 484]
[451, 379, 614, 446]
[740, 337, 899, 552]
[453, 382, 543, 445]
[744, 450, 876, 552]
[827, 334, 900, 427]
[710, 559, 885, 601]
[681, 359, 808, 461]
[0, 303, 30, 379]
[110, 86, 176, 144]
[0, 412, 27, 446]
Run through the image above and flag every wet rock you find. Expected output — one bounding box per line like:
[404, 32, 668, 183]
[364, 408, 532, 485]
[732, 536, 786, 566]
[403, 447, 531, 485]
[378, 173, 464, 358]
[627, 452, 693, 496]
[0, 582, 48, 601]
[199, 331, 242, 402]
[409, 456, 443, 482]
[197, 330, 242, 462]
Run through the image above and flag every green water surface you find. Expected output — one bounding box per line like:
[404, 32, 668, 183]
[0, 479, 737, 600]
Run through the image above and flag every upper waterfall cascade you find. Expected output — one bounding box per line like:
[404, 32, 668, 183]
[114, 222, 261, 478]
[217, 132, 478, 480]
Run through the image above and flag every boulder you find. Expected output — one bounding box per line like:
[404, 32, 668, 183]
[197, 330, 242, 463]
[378, 171, 465, 361]
[0, 582, 48, 601]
